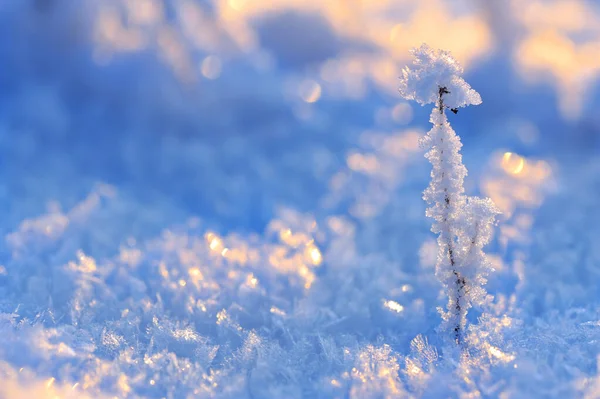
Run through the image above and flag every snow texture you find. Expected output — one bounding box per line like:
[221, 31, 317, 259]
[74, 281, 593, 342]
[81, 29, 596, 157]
[399, 44, 482, 109]
[0, 1, 600, 398]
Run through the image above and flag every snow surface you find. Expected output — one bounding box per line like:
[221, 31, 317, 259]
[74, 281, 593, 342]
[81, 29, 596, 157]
[1, 1, 600, 398]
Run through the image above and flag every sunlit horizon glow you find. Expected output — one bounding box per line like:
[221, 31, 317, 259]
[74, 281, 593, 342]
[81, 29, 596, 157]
[88, 0, 600, 120]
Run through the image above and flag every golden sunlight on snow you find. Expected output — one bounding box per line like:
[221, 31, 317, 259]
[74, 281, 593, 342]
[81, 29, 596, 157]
[206, 232, 224, 253]
[513, 0, 600, 119]
[90, 0, 600, 120]
[0, 368, 106, 399]
[482, 151, 555, 255]
[484, 152, 554, 219]
[92, 0, 492, 99]
[502, 152, 525, 175]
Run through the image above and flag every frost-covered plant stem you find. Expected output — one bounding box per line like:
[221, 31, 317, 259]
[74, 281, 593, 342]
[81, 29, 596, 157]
[429, 86, 468, 345]
[399, 45, 499, 348]
[438, 87, 465, 344]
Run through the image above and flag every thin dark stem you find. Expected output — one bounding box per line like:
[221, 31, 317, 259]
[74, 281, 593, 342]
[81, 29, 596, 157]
[438, 86, 448, 114]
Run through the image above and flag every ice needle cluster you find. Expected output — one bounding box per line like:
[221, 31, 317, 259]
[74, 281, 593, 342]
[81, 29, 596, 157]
[399, 44, 500, 346]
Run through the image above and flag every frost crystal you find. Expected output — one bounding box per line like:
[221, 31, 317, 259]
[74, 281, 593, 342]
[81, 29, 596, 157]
[398, 44, 482, 109]
[400, 45, 499, 347]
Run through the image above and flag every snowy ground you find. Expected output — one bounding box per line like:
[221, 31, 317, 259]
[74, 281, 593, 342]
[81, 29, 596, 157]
[1, 0, 600, 398]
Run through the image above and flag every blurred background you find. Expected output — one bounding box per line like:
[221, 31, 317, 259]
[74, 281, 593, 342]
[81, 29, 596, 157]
[1, 0, 599, 236]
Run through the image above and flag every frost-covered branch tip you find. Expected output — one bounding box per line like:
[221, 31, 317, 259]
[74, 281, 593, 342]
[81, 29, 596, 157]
[398, 44, 482, 110]
[399, 44, 499, 347]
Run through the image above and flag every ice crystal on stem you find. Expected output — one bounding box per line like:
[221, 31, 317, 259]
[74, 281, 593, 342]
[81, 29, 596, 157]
[399, 44, 499, 347]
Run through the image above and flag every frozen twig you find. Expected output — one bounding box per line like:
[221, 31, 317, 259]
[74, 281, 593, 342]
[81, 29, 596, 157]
[399, 44, 499, 347]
